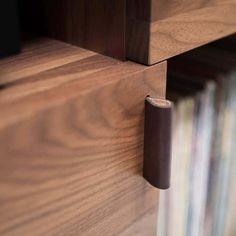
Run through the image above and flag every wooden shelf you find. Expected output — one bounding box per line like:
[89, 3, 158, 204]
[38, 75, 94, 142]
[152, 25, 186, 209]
[18, 1, 236, 65]
[127, 0, 236, 65]
[0, 37, 166, 236]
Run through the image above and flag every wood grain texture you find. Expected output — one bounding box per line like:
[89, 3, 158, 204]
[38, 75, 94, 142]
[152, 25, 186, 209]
[127, 0, 236, 65]
[0, 38, 167, 236]
[0, 37, 96, 86]
[20, 0, 126, 60]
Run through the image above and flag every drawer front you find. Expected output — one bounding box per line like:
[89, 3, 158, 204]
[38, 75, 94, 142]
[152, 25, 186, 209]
[127, 0, 236, 65]
[0, 55, 167, 235]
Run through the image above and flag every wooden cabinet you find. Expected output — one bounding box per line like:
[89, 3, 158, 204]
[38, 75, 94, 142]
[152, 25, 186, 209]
[0, 38, 166, 236]
[1, 1, 236, 235]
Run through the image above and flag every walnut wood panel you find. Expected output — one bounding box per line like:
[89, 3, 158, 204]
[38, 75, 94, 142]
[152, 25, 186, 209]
[0, 38, 167, 236]
[0, 38, 96, 86]
[127, 0, 236, 65]
[20, 0, 126, 60]
[119, 208, 158, 236]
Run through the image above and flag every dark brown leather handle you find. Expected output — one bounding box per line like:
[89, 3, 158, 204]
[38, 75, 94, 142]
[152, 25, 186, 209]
[143, 96, 173, 189]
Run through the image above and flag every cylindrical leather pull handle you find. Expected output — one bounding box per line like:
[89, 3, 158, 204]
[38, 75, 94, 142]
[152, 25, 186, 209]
[143, 96, 173, 189]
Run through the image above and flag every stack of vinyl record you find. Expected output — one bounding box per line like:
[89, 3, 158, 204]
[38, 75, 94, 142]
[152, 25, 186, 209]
[157, 35, 236, 236]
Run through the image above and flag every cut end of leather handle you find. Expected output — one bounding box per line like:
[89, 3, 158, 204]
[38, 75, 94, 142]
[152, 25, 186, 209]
[143, 96, 173, 190]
